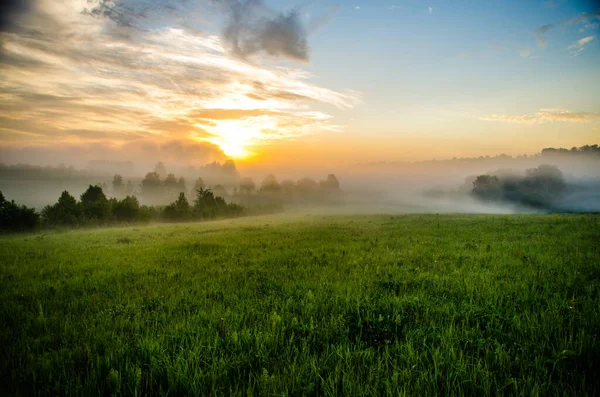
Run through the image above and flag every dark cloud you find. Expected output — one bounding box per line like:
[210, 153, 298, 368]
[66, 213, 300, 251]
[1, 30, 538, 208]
[0, 0, 33, 32]
[217, 0, 309, 61]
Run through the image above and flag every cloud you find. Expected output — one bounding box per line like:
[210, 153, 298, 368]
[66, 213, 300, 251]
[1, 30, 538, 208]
[354, 6, 360, 11]
[0, 0, 34, 32]
[536, 37, 548, 48]
[481, 108, 600, 124]
[0, 0, 360, 164]
[568, 35, 595, 56]
[0, 138, 226, 169]
[428, 7, 434, 14]
[215, 0, 311, 62]
[544, 0, 559, 8]
[535, 9, 600, 36]
[520, 48, 534, 58]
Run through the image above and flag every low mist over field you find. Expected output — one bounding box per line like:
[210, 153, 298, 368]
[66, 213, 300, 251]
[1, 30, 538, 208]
[2, 144, 599, 214]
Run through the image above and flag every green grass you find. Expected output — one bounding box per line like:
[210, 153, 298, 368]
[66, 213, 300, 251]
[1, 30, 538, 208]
[1, 214, 599, 396]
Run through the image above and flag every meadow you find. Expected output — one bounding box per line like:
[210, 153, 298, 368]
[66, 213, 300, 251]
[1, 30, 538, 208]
[1, 213, 599, 396]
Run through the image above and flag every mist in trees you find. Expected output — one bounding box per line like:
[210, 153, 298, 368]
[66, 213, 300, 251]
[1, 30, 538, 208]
[471, 165, 570, 211]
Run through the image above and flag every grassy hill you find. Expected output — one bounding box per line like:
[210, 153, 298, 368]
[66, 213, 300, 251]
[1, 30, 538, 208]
[1, 214, 599, 396]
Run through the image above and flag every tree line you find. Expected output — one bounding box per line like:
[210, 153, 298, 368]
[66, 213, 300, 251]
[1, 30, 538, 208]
[113, 162, 344, 207]
[0, 184, 269, 233]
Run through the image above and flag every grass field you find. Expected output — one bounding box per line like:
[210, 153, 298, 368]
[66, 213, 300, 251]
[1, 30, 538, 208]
[1, 214, 599, 396]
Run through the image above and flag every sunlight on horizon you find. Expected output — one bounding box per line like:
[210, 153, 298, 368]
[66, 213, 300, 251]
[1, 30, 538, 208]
[199, 120, 265, 159]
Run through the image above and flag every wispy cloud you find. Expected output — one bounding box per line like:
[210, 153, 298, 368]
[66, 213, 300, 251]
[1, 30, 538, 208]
[428, 7, 434, 14]
[0, 0, 360, 164]
[520, 48, 535, 58]
[536, 37, 547, 48]
[481, 108, 600, 124]
[568, 35, 595, 56]
[535, 9, 600, 35]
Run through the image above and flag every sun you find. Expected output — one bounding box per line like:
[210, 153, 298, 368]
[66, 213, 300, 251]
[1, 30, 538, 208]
[199, 119, 268, 159]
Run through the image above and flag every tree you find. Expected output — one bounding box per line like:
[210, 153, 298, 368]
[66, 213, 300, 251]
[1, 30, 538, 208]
[125, 180, 135, 196]
[141, 172, 163, 204]
[260, 174, 281, 192]
[472, 175, 501, 200]
[212, 184, 228, 199]
[194, 177, 205, 190]
[296, 178, 317, 192]
[0, 191, 39, 232]
[112, 195, 140, 222]
[112, 174, 125, 197]
[319, 174, 340, 191]
[193, 188, 217, 219]
[239, 177, 256, 194]
[42, 191, 82, 226]
[177, 177, 186, 194]
[164, 173, 179, 201]
[80, 185, 110, 221]
[163, 192, 191, 221]
[154, 162, 167, 179]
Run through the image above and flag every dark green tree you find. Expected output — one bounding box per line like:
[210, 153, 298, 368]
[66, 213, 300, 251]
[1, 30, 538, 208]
[80, 185, 110, 221]
[112, 195, 140, 222]
[0, 191, 40, 232]
[163, 192, 192, 221]
[42, 191, 83, 226]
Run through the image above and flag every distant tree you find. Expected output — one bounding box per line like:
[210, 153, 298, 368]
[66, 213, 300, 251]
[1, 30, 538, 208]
[164, 173, 179, 201]
[0, 191, 39, 232]
[260, 174, 281, 192]
[112, 174, 125, 197]
[472, 175, 501, 200]
[154, 162, 167, 179]
[471, 165, 567, 210]
[212, 184, 228, 198]
[319, 174, 340, 191]
[125, 180, 134, 196]
[194, 177, 205, 190]
[80, 185, 110, 221]
[112, 195, 140, 222]
[222, 160, 238, 176]
[42, 191, 83, 226]
[177, 177, 186, 193]
[524, 164, 565, 195]
[141, 172, 163, 204]
[239, 177, 256, 194]
[280, 179, 296, 196]
[296, 178, 318, 195]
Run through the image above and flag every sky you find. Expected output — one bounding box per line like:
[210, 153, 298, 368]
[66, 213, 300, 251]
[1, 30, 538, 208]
[0, 0, 599, 171]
